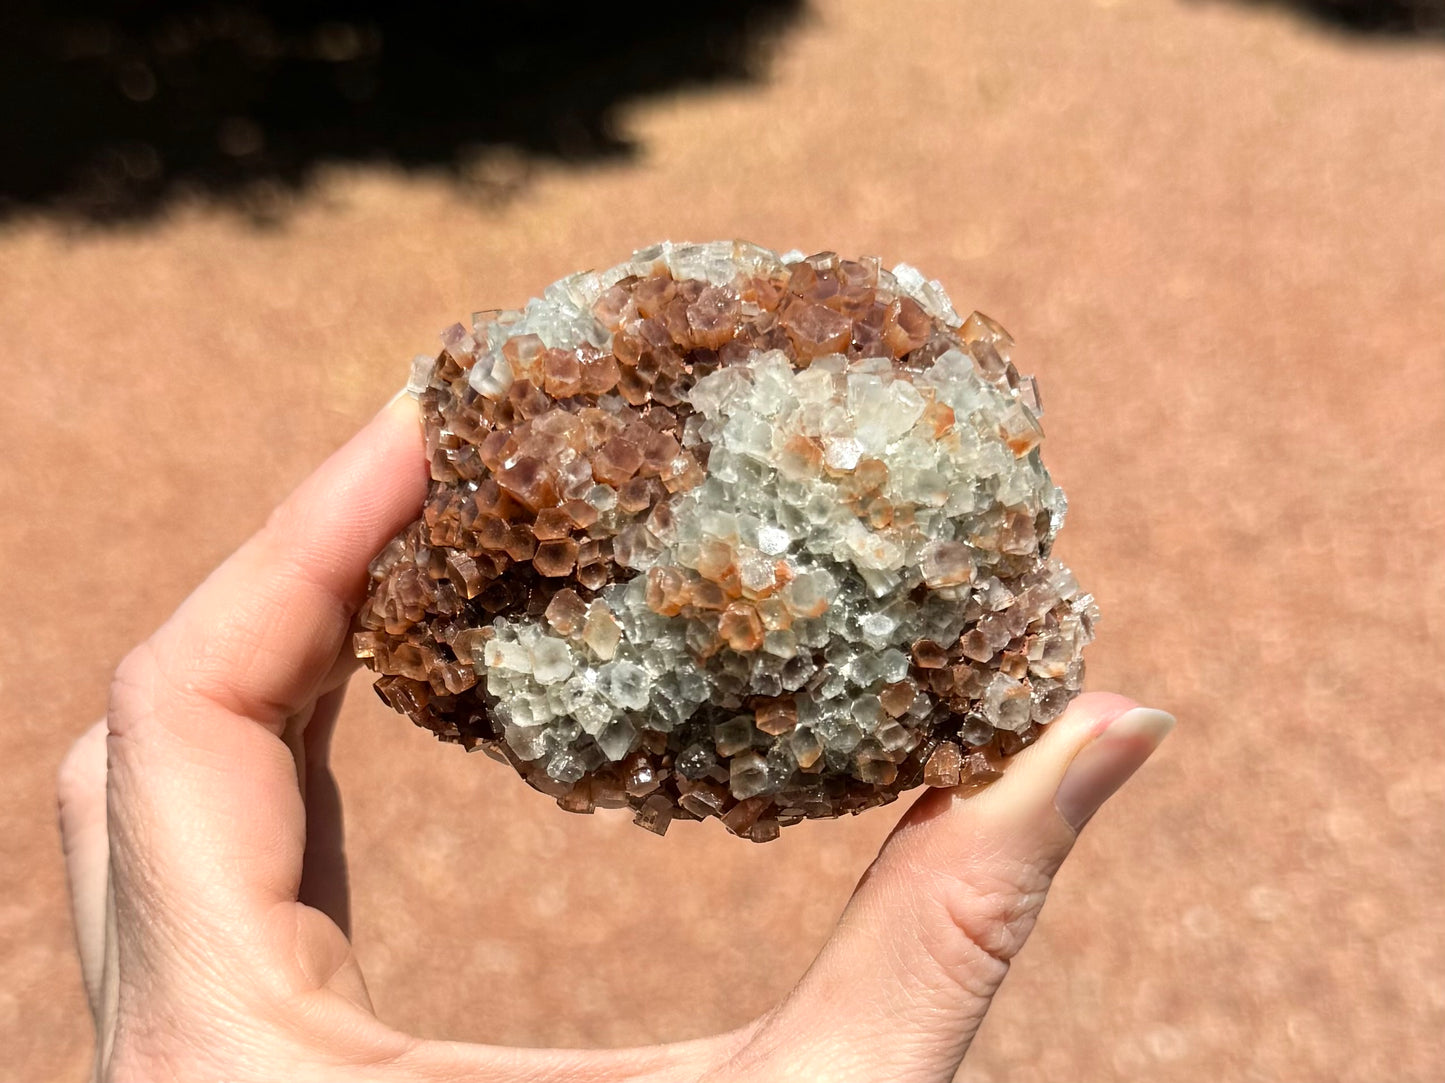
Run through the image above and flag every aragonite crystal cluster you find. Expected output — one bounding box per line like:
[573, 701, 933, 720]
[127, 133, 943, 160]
[356, 241, 1097, 841]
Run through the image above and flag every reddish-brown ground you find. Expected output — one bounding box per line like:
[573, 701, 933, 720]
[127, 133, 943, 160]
[3, 2, 1442, 1080]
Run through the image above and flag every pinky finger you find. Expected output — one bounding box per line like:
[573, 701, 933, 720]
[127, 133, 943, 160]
[57, 720, 109, 1017]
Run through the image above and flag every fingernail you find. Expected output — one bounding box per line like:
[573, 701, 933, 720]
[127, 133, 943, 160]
[1054, 707, 1175, 832]
[378, 387, 422, 424]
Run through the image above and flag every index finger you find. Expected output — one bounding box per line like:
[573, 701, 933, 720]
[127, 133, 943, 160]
[105, 394, 426, 971]
[146, 393, 429, 730]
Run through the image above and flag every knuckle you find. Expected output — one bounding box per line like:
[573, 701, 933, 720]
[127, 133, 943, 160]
[105, 643, 168, 742]
[161, 590, 303, 723]
[112, 618, 288, 726]
[183, 619, 296, 721]
[108, 644, 159, 716]
[926, 856, 1056, 983]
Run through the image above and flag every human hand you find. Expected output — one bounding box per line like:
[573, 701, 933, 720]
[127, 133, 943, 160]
[58, 394, 1173, 1083]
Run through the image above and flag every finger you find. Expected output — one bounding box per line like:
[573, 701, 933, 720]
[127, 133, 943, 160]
[147, 392, 427, 731]
[741, 692, 1175, 1083]
[104, 395, 426, 978]
[298, 685, 353, 938]
[58, 720, 109, 1016]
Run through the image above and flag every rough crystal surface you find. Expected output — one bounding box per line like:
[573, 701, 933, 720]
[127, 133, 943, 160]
[358, 241, 1098, 840]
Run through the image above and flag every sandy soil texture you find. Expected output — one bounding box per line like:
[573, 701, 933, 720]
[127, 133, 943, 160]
[2, 1, 1442, 1080]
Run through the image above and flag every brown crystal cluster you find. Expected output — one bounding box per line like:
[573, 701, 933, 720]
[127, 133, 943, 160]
[356, 241, 1096, 840]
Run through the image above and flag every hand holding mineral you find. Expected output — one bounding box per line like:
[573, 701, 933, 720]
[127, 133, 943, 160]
[57, 305, 1172, 1083]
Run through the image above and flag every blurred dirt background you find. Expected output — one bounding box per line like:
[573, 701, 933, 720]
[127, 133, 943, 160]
[3, 1, 1443, 1080]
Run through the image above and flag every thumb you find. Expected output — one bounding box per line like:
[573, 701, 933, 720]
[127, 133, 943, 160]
[737, 692, 1174, 1083]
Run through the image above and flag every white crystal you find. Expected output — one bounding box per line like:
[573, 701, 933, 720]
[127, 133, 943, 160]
[598, 661, 650, 711]
[407, 354, 437, 395]
[920, 540, 976, 588]
[756, 524, 791, 555]
[729, 751, 771, 799]
[529, 638, 574, 684]
[467, 351, 514, 399]
[596, 719, 638, 761]
[484, 639, 531, 674]
[823, 436, 864, 471]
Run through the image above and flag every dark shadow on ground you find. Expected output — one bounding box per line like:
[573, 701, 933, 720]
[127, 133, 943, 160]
[0, 1, 806, 222]
[1225, 0, 1445, 36]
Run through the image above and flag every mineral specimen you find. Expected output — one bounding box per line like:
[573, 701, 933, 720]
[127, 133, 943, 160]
[357, 241, 1097, 841]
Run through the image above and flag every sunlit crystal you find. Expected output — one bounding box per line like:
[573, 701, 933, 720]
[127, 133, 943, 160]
[358, 241, 1096, 840]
